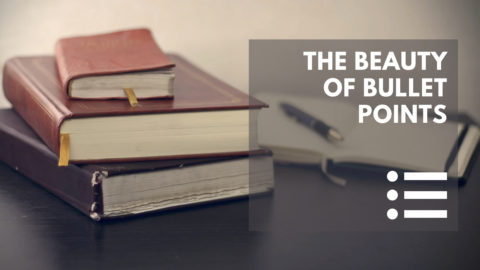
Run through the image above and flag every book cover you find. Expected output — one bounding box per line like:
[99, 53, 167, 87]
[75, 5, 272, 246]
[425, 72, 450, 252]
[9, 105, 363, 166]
[3, 54, 267, 162]
[0, 109, 273, 220]
[55, 28, 175, 95]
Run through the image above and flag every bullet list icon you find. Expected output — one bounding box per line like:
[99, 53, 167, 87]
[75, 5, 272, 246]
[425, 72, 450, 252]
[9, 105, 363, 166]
[386, 170, 449, 221]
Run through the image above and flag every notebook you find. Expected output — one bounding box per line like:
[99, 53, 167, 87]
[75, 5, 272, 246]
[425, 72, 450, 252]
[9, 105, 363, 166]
[256, 92, 480, 179]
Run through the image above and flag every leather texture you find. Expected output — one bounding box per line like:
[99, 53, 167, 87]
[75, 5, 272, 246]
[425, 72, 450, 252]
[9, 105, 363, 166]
[55, 28, 175, 92]
[3, 54, 267, 160]
[0, 109, 96, 217]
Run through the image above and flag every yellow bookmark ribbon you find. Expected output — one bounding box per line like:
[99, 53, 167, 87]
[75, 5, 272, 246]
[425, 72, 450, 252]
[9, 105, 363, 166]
[123, 88, 139, 107]
[58, 133, 70, 167]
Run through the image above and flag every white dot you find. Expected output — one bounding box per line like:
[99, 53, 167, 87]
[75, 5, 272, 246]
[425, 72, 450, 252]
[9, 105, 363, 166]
[387, 208, 398, 220]
[387, 171, 398, 182]
[387, 189, 398, 201]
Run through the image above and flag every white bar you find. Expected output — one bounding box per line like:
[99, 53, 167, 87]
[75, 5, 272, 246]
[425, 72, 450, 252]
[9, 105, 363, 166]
[404, 210, 448, 219]
[404, 172, 448, 181]
[404, 191, 448, 200]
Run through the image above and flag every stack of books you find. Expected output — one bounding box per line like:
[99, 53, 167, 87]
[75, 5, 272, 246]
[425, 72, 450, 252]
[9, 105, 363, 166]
[0, 29, 274, 220]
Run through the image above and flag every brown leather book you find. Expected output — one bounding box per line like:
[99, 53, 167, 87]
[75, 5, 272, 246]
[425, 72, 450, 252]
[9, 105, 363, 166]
[0, 109, 274, 220]
[3, 54, 266, 164]
[55, 29, 175, 99]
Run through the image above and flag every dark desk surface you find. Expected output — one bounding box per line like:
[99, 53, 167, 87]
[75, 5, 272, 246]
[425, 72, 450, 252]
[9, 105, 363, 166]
[1, 156, 479, 270]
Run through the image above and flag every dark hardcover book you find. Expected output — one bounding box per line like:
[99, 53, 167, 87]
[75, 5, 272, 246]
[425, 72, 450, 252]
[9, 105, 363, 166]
[0, 109, 274, 220]
[3, 54, 267, 164]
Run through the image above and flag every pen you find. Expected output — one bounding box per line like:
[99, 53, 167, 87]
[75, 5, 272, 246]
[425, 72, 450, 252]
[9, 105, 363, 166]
[280, 102, 344, 143]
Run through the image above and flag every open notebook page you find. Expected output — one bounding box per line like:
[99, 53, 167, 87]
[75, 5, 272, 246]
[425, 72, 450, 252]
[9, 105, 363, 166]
[330, 121, 460, 173]
[256, 92, 468, 176]
[256, 92, 357, 164]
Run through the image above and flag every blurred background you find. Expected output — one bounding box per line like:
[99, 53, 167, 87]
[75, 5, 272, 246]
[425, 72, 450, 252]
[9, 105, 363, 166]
[0, 0, 479, 120]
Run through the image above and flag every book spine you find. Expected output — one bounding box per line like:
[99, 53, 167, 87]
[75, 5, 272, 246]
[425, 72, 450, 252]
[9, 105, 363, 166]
[3, 58, 64, 154]
[0, 116, 99, 219]
[54, 41, 70, 92]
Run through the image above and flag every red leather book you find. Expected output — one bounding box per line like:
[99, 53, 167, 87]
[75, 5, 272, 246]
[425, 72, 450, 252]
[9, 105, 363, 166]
[0, 109, 274, 220]
[3, 54, 266, 164]
[55, 28, 175, 99]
